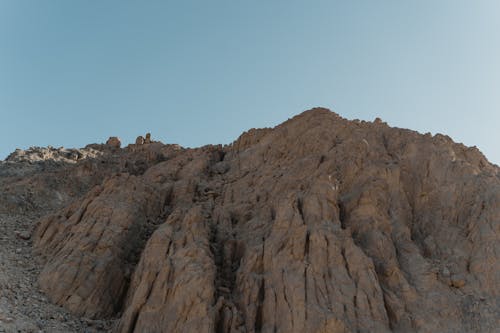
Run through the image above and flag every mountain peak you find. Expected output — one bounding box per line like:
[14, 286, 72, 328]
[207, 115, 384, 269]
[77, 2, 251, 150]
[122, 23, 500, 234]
[0, 110, 499, 332]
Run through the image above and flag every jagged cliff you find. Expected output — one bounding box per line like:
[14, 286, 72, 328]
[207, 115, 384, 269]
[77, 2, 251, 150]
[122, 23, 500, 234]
[1, 108, 499, 332]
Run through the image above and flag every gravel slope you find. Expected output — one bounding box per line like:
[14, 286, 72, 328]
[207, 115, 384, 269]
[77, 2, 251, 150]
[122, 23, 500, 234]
[0, 214, 115, 333]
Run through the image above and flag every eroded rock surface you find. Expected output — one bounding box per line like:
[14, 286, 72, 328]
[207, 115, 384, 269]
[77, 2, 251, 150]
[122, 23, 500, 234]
[1, 108, 499, 332]
[34, 174, 166, 318]
[106, 137, 121, 149]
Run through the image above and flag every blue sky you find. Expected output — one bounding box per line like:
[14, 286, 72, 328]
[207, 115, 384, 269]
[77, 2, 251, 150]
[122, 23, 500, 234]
[1, 1, 499, 164]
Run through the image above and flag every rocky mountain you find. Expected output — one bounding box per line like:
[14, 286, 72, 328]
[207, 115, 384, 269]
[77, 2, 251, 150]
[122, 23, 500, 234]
[0, 108, 498, 333]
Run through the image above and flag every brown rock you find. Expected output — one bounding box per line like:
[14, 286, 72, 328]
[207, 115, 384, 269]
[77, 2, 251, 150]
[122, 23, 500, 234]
[117, 207, 217, 333]
[17, 108, 499, 332]
[135, 136, 144, 145]
[33, 174, 166, 318]
[105, 136, 121, 148]
[144, 133, 151, 144]
[450, 275, 466, 288]
[15, 230, 31, 240]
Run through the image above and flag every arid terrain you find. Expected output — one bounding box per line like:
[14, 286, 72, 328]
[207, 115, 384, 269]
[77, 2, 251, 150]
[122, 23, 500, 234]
[0, 108, 498, 332]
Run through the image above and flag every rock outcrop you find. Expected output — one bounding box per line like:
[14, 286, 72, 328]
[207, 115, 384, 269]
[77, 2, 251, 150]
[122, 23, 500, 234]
[2, 108, 499, 332]
[135, 136, 144, 145]
[4, 145, 102, 166]
[106, 137, 121, 149]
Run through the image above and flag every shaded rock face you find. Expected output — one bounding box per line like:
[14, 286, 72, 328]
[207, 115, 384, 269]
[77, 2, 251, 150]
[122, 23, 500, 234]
[34, 174, 166, 318]
[0, 142, 173, 215]
[13, 108, 499, 332]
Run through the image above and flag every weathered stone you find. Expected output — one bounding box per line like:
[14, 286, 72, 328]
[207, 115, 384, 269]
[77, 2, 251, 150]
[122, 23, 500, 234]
[135, 136, 144, 145]
[451, 275, 466, 288]
[0, 108, 497, 332]
[15, 230, 31, 240]
[105, 137, 121, 148]
[33, 174, 166, 318]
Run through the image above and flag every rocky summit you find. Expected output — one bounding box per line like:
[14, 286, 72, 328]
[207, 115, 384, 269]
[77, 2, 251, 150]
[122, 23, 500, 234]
[0, 108, 499, 333]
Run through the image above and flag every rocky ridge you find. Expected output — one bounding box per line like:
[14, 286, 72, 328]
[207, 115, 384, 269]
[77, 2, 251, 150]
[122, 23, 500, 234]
[0, 109, 499, 332]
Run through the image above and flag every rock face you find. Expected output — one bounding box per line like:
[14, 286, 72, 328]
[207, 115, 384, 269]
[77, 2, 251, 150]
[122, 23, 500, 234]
[2, 108, 499, 332]
[34, 174, 166, 318]
[0, 141, 169, 215]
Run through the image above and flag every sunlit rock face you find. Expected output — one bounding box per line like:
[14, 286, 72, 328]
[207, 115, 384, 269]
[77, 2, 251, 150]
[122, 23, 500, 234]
[5, 108, 498, 332]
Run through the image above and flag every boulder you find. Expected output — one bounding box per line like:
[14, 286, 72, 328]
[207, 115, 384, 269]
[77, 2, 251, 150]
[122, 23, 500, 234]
[135, 136, 144, 145]
[105, 137, 121, 148]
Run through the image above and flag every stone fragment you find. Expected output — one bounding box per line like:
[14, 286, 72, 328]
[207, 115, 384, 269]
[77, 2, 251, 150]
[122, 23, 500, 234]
[450, 275, 466, 288]
[15, 231, 31, 240]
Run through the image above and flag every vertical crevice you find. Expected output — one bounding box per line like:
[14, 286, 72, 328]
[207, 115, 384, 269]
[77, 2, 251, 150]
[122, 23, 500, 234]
[317, 155, 326, 168]
[341, 247, 352, 280]
[254, 278, 265, 332]
[338, 200, 347, 229]
[270, 206, 276, 221]
[230, 213, 238, 227]
[381, 293, 396, 330]
[304, 230, 310, 258]
[128, 313, 139, 333]
[304, 266, 308, 321]
[127, 271, 159, 333]
[297, 197, 305, 223]
[118, 188, 174, 317]
[382, 133, 396, 159]
[211, 221, 244, 332]
[215, 308, 225, 333]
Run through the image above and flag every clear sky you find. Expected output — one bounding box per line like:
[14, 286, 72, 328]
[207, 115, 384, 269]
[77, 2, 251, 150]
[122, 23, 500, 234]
[1, 1, 499, 165]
